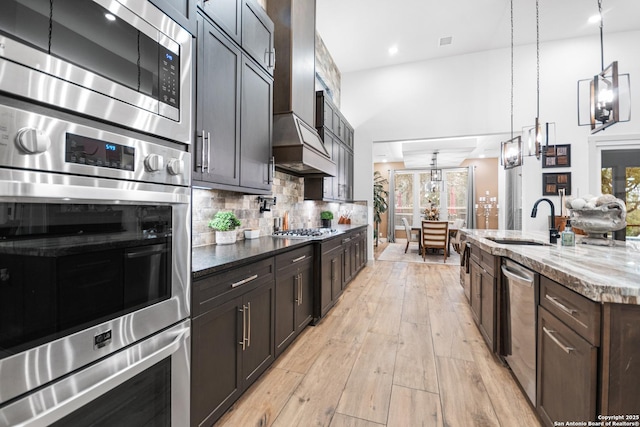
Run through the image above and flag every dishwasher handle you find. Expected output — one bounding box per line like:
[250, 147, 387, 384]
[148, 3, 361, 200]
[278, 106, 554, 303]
[501, 263, 535, 286]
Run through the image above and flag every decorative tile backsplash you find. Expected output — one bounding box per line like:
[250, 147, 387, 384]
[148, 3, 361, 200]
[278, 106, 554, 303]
[192, 171, 367, 247]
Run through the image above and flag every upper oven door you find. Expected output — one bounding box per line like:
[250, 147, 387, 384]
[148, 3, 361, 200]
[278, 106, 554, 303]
[0, 0, 193, 144]
[0, 169, 191, 406]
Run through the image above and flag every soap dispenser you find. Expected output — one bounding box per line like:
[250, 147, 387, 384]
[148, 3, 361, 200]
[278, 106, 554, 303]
[561, 219, 575, 246]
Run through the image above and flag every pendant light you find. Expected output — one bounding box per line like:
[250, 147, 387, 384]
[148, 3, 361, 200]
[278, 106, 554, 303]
[501, 0, 522, 169]
[577, 0, 630, 133]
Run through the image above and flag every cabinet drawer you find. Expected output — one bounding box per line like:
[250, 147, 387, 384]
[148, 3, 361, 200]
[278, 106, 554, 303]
[470, 245, 496, 276]
[275, 245, 314, 272]
[321, 235, 343, 254]
[540, 276, 601, 346]
[537, 306, 597, 425]
[193, 257, 274, 316]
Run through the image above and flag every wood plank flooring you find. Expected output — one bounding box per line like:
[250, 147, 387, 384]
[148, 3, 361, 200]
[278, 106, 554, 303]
[214, 259, 541, 427]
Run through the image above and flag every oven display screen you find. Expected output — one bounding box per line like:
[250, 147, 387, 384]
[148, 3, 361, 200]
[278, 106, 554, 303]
[66, 133, 135, 171]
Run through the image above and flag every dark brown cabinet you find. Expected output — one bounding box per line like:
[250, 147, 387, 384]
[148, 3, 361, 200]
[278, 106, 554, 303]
[537, 276, 600, 426]
[469, 245, 497, 352]
[195, 17, 241, 187]
[239, 55, 273, 192]
[191, 258, 275, 427]
[198, 0, 274, 75]
[317, 236, 344, 320]
[275, 245, 314, 356]
[198, 0, 241, 43]
[241, 0, 275, 75]
[305, 91, 354, 202]
[194, 9, 273, 194]
[151, 0, 197, 35]
[537, 306, 597, 426]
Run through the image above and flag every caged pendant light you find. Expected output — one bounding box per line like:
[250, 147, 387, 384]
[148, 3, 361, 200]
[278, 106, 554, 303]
[522, 0, 555, 160]
[501, 0, 522, 169]
[577, 0, 630, 133]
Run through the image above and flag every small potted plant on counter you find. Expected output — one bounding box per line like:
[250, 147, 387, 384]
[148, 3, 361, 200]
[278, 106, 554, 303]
[320, 211, 333, 228]
[208, 211, 242, 244]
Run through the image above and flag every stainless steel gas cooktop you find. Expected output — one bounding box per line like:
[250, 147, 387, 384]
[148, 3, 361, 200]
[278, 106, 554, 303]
[272, 228, 343, 240]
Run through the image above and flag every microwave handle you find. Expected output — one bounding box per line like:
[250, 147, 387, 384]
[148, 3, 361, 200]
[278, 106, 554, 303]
[0, 323, 190, 427]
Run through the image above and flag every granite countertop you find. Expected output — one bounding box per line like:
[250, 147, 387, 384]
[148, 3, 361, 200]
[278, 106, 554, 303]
[192, 224, 367, 278]
[462, 229, 640, 305]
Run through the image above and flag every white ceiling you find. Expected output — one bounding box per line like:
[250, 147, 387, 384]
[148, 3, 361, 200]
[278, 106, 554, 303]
[316, 0, 640, 168]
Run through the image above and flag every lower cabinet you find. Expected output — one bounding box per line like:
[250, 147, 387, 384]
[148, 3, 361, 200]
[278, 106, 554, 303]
[469, 251, 496, 352]
[316, 227, 367, 323]
[317, 236, 344, 319]
[537, 276, 600, 427]
[191, 259, 275, 427]
[537, 306, 597, 426]
[274, 245, 314, 356]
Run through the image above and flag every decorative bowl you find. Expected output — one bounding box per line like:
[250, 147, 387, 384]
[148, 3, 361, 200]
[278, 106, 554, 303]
[570, 200, 626, 245]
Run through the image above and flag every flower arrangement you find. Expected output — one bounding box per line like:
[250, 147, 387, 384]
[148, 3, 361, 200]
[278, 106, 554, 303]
[424, 199, 440, 221]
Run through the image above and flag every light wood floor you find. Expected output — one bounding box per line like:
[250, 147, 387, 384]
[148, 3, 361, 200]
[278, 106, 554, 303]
[215, 260, 541, 427]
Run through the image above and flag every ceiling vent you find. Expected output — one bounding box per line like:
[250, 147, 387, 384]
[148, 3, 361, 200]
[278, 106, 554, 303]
[439, 36, 453, 46]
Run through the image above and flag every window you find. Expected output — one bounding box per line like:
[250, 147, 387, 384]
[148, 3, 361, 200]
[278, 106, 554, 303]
[393, 168, 468, 232]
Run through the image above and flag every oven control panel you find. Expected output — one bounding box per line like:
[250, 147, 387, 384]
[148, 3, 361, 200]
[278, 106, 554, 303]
[0, 102, 191, 186]
[66, 133, 135, 171]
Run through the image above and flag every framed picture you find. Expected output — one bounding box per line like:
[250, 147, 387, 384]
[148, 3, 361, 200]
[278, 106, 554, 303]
[542, 144, 571, 168]
[542, 172, 571, 196]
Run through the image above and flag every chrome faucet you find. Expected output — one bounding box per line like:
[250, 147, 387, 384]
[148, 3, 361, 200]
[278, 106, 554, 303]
[531, 198, 560, 244]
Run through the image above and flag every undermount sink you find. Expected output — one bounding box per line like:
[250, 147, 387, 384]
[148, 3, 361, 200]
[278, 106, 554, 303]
[485, 237, 550, 246]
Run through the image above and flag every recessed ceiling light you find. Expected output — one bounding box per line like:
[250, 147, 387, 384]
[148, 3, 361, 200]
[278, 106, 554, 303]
[105, 13, 116, 21]
[479, 154, 486, 158]
[388, 45, 398, 55]
[439, 36, 453, 47]
[588, 14, 601, 24]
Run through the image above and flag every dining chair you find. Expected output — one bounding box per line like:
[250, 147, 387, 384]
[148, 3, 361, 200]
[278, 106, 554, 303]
[401, 217, 420, 253]
[449, 218, 465, 254]
[421, 220, 449, 262]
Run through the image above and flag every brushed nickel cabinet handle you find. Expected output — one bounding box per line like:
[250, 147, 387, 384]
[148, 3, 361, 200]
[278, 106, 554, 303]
[206, 131, 211, 172]
[298, 274, 303, 305]
[238, 306, 246, 350]
[231, 274, 259, 288]
[200, 129, 206, 171]
[292, 255, 306, 263]
[545, 294, 578, 315]
[543, 326, 574, 354]
[246, 302, 251, 348]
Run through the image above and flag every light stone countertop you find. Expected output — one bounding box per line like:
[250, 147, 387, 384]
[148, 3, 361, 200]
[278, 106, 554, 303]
[461, 229, 640, 305]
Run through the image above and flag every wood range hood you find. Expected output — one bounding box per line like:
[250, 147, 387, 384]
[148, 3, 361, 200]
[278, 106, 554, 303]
[267, 0, 336, 177]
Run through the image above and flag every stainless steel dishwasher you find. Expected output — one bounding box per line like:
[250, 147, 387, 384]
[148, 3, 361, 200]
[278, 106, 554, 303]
[502, 259, 539, 405]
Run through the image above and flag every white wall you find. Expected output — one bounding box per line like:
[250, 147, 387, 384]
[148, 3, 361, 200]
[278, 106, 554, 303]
[340, 30, 640, 234]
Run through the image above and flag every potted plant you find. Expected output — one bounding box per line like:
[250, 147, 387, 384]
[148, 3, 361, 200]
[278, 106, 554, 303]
[373, 171, 389, 247]
[208, 211, 242, 245]
[320, 211, 334, 228]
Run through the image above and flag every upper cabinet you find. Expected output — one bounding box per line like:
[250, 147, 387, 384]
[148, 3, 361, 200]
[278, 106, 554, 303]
[150, 0, 197, 35]
[197, 0, 274, 75]
[305, 91, 354, 202]
[193, 4, 274, 194]
[198, 0, 242, 43]
[242, 0, 275, 75]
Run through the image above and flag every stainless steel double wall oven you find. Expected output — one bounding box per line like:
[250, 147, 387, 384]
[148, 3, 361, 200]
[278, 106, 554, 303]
[0, 0, 193, 425]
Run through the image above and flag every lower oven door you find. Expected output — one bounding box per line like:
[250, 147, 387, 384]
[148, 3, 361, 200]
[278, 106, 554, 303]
[0, 169, 190, 406]
[0, 319, 190, 427]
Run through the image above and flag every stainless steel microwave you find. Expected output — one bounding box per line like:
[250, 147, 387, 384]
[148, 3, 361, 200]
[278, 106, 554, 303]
[0, 0, 193, 144]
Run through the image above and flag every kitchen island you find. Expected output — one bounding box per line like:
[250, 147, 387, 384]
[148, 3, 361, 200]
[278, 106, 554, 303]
[461, 229, 640, 427]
